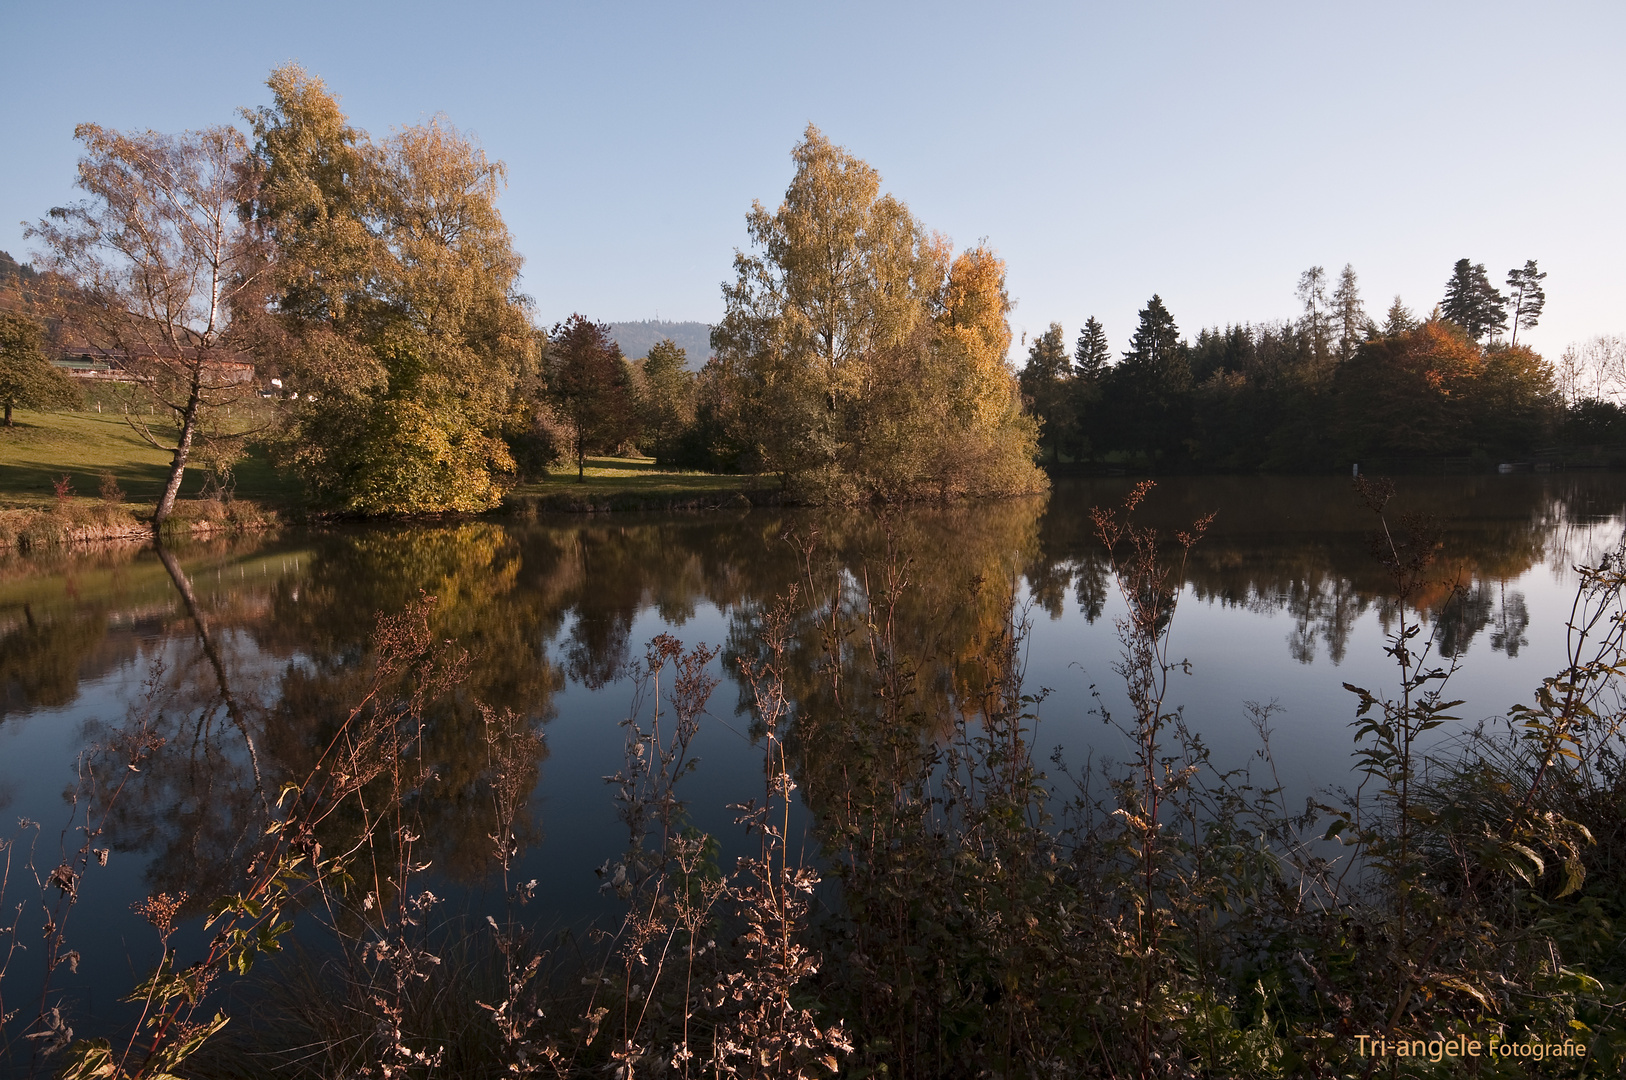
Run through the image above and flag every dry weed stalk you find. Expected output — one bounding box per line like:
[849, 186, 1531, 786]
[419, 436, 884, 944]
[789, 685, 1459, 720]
[712, 594, 850, 1079]
[1090, 479, 1213, 1075]
[1, 660, 167, 1075]
[36, 594, 469, 1080]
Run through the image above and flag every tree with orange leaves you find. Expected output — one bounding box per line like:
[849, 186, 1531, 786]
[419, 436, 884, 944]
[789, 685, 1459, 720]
[1333, 318, 1556, 458]
[711, 125, 1041, 502]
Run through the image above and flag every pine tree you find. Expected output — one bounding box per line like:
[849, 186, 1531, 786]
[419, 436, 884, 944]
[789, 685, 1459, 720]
[1331, 263, 1370, 362]
[1106, 295, 1190, 461]
[1505, 259, 1547, 348]
[1440, 259, 1507, 342]
[1074, 317, 1110, 381]
[1296, 266, 1331, 361]
[1019, 323, 1074, 461]
[1069, 317, 1110, 461]
[1122, 295, 1187, 382]
[1441, 259, 1475, 329]
[1382, 296, 1416, 336]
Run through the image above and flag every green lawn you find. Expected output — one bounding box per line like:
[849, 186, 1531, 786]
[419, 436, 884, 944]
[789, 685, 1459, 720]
[0, 406, 301, 508]
[510, 455, 774, 500]
[1, 409, 768, 514]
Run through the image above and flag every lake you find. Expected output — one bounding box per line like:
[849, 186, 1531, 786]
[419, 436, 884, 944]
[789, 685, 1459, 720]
[3, 472, 1625, 1048]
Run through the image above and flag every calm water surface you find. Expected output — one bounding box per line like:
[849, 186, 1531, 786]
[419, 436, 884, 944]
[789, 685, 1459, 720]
[4, 474, 1625, 1039]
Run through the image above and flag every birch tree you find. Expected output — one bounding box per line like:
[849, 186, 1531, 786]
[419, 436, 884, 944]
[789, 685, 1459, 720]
[29, 124, 264, 526]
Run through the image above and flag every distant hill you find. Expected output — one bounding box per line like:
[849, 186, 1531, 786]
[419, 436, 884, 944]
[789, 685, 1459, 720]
[606, 321, 712, 370]
[0, 250, 37, 287]
[0, 249, 61, 326]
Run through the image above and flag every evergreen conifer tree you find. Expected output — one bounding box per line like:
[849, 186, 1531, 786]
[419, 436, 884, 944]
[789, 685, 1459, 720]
[1074, 317, 1110, 380]
[1382, 296, 1416, 336]
[1106, 295, 1190, 461]
[1069, 317, 1110, 461]
[1440, 259, 1507, 342]
[1019, 322, 1074, 461]
[1331, 263, 1370, 362]
[1296, 266, 1332, 361]
[1505, 259, 1547, 348]
[1122, 295, 1187, 385]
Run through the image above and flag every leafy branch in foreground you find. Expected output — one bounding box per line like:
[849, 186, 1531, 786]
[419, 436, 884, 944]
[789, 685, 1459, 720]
[51, 595, 466, 1080]
[1319, 476, 1626, 1072]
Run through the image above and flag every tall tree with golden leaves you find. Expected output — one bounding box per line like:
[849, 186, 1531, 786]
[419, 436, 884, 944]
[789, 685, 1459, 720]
[245, 65, 533, 512]
[712, 125, 1041, 502]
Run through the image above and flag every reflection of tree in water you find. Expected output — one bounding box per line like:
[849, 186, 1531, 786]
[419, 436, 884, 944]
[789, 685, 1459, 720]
[718, 501, 1043, 819]
[0, 535, 282, 722]
[0, 606, 107, 719]
[254, 524, 560, 886]
[1432, 580, 1497, 659]
[1284, 573, 1363, 664]
[1023, 546, 1073, 619]
[86, 658, 268, 912]
[3, 540, 314, 912]
[1428, 579, 1534, 660]
[12, 472, 1626, 921]
[1075, 557, 1109, 622]
[75, 526, 563, 909]
[555, 529, 647, 689]
[88, 547, 276, 913]
[1489, 583, 1530, 657]
[1037, 474, 1626, 664]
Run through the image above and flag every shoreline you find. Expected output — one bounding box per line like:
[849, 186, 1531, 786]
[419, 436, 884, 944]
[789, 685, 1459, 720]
[0, 500, 285, 552]
[0, 484, 787, 553]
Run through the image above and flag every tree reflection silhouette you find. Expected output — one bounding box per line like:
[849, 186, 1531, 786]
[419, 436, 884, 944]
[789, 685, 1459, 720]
[8, 473, 1626, 926]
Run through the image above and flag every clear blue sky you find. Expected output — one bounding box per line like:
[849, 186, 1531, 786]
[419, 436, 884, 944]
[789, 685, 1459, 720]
[2, 1, 1621, 360]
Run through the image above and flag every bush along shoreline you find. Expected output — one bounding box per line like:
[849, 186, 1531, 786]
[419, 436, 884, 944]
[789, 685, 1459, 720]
[0, 486, 779, 553]
[0, 495, 283, 552]
[0, 444, 796, 551]
[4, 480, 1625, 1078]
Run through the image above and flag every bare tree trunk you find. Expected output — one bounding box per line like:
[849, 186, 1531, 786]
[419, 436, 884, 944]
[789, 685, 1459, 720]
[152, 379, 202, 530]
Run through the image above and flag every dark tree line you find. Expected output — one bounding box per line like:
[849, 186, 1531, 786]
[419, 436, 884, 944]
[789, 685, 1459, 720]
[1017, 258, 1600, 471]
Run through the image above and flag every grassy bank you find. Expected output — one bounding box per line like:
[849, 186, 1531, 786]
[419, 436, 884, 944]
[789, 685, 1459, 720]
[0, 404, 294, 549]
[0, 497, 283, 552]
[1, 409, 778, 548]
[0, 402, 299, 507]
[505, 456, 780, 515]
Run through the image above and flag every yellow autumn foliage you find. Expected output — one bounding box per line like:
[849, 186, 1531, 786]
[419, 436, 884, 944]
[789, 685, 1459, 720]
[713, 126, 1043, 503]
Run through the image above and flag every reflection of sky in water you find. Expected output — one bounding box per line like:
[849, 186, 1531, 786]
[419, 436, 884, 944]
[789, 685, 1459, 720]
[5, 474, 1626, 1040]
[0, 637, 253, 1035]
[1021, 500, 1626, 810]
